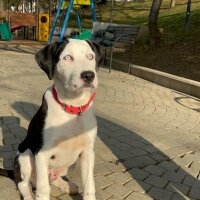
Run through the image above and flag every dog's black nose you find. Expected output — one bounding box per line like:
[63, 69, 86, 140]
[81, 71, 95, 83]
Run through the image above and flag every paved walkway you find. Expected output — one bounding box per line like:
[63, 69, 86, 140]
[1, 42, 200, 200]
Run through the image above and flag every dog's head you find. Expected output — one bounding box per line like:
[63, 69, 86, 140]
[35, 39, 101, 93]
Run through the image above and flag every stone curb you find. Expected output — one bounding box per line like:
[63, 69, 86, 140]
[108, 58, 200, 99]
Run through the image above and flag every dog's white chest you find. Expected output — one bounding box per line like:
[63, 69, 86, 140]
[43, 90, 97, 168]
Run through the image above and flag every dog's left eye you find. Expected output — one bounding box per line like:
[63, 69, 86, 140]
[63, 55, 73, 61]
[87, 54, 94, 60]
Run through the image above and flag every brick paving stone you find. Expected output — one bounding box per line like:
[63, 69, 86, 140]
[141, 145, 158, 153]
[128, 168, 150, 181]
[190, 160, 200, 171]
[104, 183, 132, 199]
[144, 175, 168, 188]
[129, 148, 148, 156]
[123, 155, 156, 168]
[95, 175, 113, 190]
[165, 182, 190, 195]
[124, 179, 151, 193]
[105, 161, 127, 172]
[148, 187, 173, 200]
[95, 189, 112, 200]
[0, 176, 16, 189]
[0, 151, 16, 160]
[3, 138, 21, 145]
[171, 193, 191, 200]
[2, 118, 19, 125]
[126, 192, 153, 200]
[189, 187, 200, 199]
[106, 171, 132, 185]
[158, 161, 180, 171]
[149, 152, 169, 162]
[115, 151, 134, 160]
[0, 145, 13, 152]
[143, 164, 166, 176]
[0, 188, 20, 200]
[173, 156, 193, 167]
[178, 166, 199, 178]
[161, 171, 185, 183]
[94, 163, 112, 175]
[183, 175, 200, 188]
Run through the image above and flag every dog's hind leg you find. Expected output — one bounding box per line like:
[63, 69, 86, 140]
[15, 149, 34, 200]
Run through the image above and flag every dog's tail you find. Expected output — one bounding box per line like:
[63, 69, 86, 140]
[0, 168, 14, 179]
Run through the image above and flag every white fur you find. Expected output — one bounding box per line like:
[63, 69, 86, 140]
[17, 39, 98, 200]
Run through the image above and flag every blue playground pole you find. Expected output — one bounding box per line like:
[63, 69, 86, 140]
[48, 0, 64, 44]
[75, 10, 82, 30]
[90, 0, 96, 22]
[59, 0, 74, 42]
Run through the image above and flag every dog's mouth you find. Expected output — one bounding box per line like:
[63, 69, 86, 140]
[84, 82, 94, 88]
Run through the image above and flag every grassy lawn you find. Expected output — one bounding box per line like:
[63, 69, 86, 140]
[76, 0, 200, 81]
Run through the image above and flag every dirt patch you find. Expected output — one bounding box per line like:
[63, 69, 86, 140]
[132, 41, 200, 82]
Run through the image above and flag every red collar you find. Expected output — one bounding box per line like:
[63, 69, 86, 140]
[52, 85, 96, 116]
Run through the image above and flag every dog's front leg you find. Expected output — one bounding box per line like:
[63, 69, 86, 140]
[80, 148, 96, 200]
[35, 152, 50, 200]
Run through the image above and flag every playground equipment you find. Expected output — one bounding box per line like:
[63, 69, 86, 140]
[0, 22, 12, 41]
[48, 0, 97, 44]
[38, 13, 50, 42]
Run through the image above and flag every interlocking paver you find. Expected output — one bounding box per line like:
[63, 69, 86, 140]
[157, 160, 180, 171]
[143, 164, 166, 176]
[144, 175, 168, 188]
[1, 43, 200, 199]
[148, 187, 173, 200]
[124, 179, 151, 193]
[165, 182, 190, 195]
[126, 192, 153, 200]
[106, 171, 132, 185]
[161, 171, 185, 183]
[189, 187, 200, 199]
[104, 182, 132, 199]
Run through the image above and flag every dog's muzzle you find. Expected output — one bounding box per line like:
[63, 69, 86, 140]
[81, 71, 95, 85]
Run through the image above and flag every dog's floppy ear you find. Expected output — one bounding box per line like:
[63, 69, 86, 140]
[35, 40, 68, 80]
[86, 40, 103, 67]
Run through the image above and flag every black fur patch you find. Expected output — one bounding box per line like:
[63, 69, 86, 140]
[0, 168, 14, 179]
[13, 156, 22, 184]
[35, 40, 69, 80]
[18, 96, 48, 154]
[86, 40, 103, 67]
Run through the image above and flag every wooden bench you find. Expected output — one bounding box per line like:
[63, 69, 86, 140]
[92, 22, 140, 73]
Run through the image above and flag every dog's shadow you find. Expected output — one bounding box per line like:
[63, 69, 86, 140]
[1, 101, 200, 199]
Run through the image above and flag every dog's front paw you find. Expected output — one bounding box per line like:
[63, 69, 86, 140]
[35, 193, 50, 200]
[23, 196, 34, 200]
[83, 193, 96, 200]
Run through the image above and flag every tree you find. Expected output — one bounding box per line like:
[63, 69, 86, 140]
[0, 1, 3, 11]
[170, 0, 176, 8]
[148, 0, 163, 46]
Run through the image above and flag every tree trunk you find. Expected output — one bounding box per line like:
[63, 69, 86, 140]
[148, 0, 163, 46]
[170, 0, 176, 8]
[0, 1, 3, 11]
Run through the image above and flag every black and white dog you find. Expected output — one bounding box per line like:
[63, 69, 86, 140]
[13, 39, 101, 200]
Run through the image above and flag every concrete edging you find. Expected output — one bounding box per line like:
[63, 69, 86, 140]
[108, 58, 200, 99]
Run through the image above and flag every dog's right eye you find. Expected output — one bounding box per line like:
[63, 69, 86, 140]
[63, 55, 73, 61]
